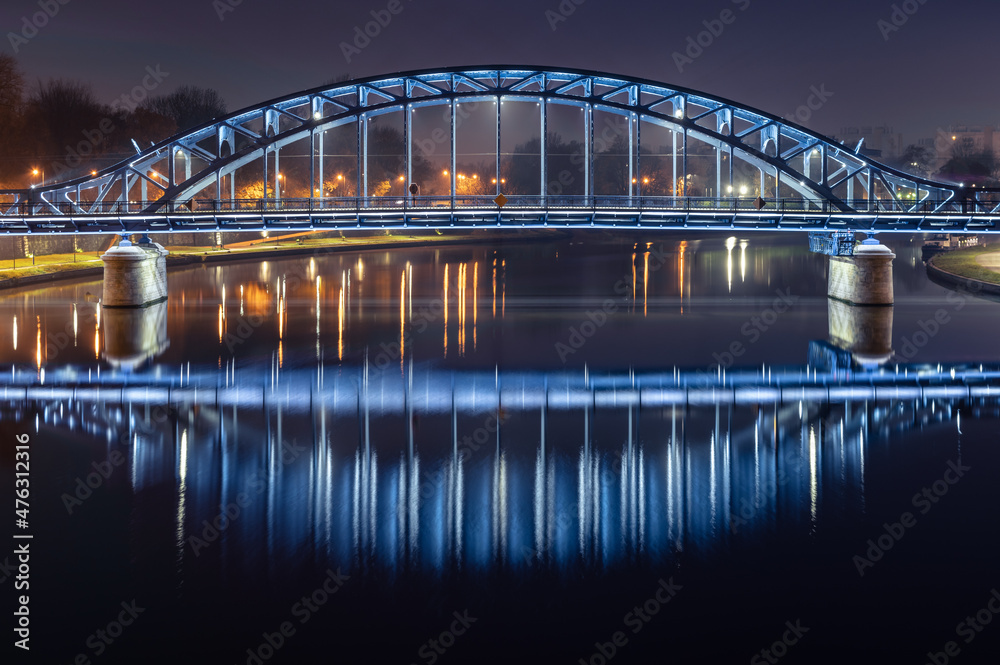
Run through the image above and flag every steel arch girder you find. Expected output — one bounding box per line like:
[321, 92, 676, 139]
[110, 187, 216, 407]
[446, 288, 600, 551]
[4, 66, 975, 215]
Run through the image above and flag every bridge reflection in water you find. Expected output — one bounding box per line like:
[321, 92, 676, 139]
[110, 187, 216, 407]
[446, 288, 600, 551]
[9, 355, 990, 578]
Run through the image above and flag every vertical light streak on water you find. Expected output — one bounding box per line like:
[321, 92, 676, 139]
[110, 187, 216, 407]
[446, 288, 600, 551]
[534, 447, 544, 561]
[619, 445, 627, 551]
[352, 449, 360, 561]
[12, 315, 17, 351]
[456, 454, 465, 569]
[592, 455, 601, 562]
[491, 449, 499, 562]
[316, 275, 323, 360]
[809, 425, 818, 530]
[501, 259, 506, 318]
[492, 259, 497, 318]
[499, 451, 508, 565]
[35, 316, 41, 370]
[443, 264, 449, 359]
[726, 236, 734, 293]
[546, 452, 555, 564]
[631, 252, 637, 312]
[638, 445, 645, 553]
[410, 454, 420, 558]
[176, 428, 189, 566]
[754, 418, 761, 509]
[72, 304, 77, 346]
[369, 452, 378, 561]
[578, 444, 587, 559]
[643, 251, 650, 317]
[338, 271, 345, 361]
[458, 263, 466, 357]
[473, 261, 478, 350]
[709, 430, 717, 536]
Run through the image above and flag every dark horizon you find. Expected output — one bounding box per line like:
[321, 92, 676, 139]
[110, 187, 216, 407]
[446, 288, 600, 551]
[2, 0, 998, 145]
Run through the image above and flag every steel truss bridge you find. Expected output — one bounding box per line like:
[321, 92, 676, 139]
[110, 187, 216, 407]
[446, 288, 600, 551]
[3, 66, 999, 236]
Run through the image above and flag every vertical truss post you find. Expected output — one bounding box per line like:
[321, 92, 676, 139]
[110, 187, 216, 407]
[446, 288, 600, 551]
[405, 103, 411, 199]
[540, 95, 547, 207]
[495, 95, 501, 200]
[584, 103, 592, 201]
[450, 98, 457, 204]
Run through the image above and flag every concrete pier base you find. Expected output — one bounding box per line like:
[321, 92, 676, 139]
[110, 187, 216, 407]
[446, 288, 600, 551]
[101, 239, 168, 308]
[827, 239, 895, 305]
[102, 300, 170, 370]
[828, 299, 893, 367]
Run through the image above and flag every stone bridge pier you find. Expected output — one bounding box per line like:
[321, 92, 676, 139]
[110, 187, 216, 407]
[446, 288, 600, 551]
[827, 237, 895, 306]
[100, 235, 169, 308]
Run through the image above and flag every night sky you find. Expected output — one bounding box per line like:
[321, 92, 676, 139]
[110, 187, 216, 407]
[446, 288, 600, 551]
[2, 0, 998, 144]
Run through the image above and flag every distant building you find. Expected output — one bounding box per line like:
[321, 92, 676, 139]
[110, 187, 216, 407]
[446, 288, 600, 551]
[837, 126, 904, 160]
[917, 125, 1000, 172]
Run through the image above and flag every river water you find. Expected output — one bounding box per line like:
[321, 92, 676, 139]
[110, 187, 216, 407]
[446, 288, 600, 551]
[1, 232, 998, 664]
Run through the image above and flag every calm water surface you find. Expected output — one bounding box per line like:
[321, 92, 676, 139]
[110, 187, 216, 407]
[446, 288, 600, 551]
[1, 232, 999, 664]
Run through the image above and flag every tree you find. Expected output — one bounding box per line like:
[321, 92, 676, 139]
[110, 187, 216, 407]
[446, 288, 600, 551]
[892, 144, 933, 177]
[24, 79, 112, 180]
[937, 138, 998, 187]
[0, 54, 25, 185]
[142, 85, 227, 132]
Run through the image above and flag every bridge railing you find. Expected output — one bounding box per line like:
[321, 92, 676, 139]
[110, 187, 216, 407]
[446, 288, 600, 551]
[3, 195, 999, 217]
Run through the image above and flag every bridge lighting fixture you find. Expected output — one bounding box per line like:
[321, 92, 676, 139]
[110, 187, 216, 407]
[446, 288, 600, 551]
[740, 186, 748, 195]
[492, 178, 497, 184]
[337, 174, 343, 180]
[442, 170, 449, 176]
[399, 175, 405, 181]
[314, 112, 321, 120]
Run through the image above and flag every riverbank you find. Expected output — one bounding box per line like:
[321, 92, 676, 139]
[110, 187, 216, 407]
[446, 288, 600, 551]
[0, 229, 564, 292]
[926, 245, 1000, 295]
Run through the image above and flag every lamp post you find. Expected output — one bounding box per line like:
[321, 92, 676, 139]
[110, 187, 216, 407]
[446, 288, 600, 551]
[31, 167, 43, 187]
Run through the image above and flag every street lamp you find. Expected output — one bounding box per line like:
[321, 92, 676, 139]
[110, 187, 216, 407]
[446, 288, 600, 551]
[31, 168, 43, 187]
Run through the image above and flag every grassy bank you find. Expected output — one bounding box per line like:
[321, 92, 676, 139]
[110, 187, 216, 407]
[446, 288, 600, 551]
[928, 246, 1000, 285]
[0, 230, 558, 289]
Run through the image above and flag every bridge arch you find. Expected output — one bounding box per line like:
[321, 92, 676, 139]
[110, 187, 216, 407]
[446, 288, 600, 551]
[2, 66, 993, 220]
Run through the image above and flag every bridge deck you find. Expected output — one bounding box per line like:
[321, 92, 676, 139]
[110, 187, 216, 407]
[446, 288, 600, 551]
[3, 196, 1000, 235]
